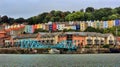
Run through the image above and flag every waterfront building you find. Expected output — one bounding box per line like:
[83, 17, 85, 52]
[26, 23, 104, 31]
[104, 34, 115, 45]
[0, 30, 10, 47]
[38, 32, 62, 45]
[4, 32, 115, 47]
[116, 37, 120, 45]
[5, 34, 39, 46]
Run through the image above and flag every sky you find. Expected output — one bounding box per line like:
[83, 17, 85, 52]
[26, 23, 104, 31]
[0, 0, 120, 19]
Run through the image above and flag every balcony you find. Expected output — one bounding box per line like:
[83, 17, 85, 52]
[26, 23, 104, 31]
[87, 39, 92, 45]
[109, 40, 114, 45]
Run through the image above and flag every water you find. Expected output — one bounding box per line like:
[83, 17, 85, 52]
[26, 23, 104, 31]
[0, 54, 120, 67]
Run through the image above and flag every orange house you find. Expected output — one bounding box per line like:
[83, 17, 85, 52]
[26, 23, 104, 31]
[58, 34, 67, 42]
[0, 30, 10, 46]
[72, 34, 86, 46]
[0, 31, 6, 38]
[57, 32, 86, 47]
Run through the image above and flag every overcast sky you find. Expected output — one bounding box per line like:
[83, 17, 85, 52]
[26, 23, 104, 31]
[0, 0, 120, 19]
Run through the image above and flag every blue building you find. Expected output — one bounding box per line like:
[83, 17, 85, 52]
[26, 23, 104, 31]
[76, 25, 80, 30]
[103, 21, 108, 28]
[115, 20, 119, 26]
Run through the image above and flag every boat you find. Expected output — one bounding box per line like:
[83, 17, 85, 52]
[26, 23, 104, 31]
[48, 49, 60, 54]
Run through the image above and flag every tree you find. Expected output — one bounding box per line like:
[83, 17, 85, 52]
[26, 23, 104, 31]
[84, 12, 94, 21]
[80, 9, 84, 12]
[1, 15, 9, 23]
[115, 7, 120, 15]
[85, 7, 94, 13]
[93, 8, 113, 20]
[108, 14, 119, 20]
[84, 27, 97, 32]
[65, 11, 84, 21]
[8, 17, 15, 24]
[15, 17, 25, 23]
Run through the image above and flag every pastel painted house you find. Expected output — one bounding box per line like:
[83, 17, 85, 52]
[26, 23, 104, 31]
[57, 23, 65, 30]
[103, 21, 108, 28]
[80, 21, 88, 31]
[114, 20, 120, 26]
[87, 21, 94, 27]
[108, 20, 114, 28]
[24, 25, 34, 33]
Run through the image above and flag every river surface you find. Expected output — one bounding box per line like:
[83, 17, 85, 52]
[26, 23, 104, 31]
[0, 54, 120, 67]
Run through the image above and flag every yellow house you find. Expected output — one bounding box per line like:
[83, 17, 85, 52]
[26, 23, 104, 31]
[86, 33, 104, 45]
[80, 21, 88, 31]
[37, 24, 42, 29]
[93, 21, 97, 28]
[64, 25, 71, 30]
[108, 20, 114, 28]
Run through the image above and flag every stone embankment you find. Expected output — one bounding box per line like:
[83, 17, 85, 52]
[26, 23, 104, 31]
[0, 48, 119, 54]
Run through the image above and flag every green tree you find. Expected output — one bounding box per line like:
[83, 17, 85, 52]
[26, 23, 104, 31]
[84, 27, 97, 32]
[85, 7, 94, 13]
[115, 7, 120, 15]
[84, 12, 94, 21]
[1, 15, 9, 23]
[108, 14, 119, 20]
[15, 17, 26, 23]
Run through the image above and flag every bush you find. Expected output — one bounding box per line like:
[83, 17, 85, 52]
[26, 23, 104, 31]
[85, 45, 90, 48]
[102, 44, 110, 48]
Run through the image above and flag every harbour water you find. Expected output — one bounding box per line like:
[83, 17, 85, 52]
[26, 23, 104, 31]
[0, 54, 120, 67]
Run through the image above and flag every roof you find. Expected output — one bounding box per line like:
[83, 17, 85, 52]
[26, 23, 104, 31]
[29, 32, 113, 38]
[14, 34, 38, 39]
[0, 30, 6, 34]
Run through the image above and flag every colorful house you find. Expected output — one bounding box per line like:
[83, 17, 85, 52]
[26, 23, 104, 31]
[52, 23, 57, 31]
[87, 21, 93, 27]
[80, 21, 88, 31]
[24, 25, 34, 33]
[92, 21, 97, 28]
[76, 24, 80, 30]
[115, 20, 120, 26]
[96, 21, 101, 28]
[57, 23, 65, 30]
[108, 20, 114, 28]
[99, 21, 104, 29]
[103, 21, 108, 28]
